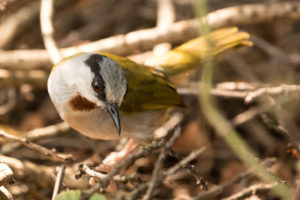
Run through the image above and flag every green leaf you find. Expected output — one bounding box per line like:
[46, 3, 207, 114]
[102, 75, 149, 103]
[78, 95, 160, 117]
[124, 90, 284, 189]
[55, 190, 81, 200]
[89, 193, 106, 200]
[54, 190, 106, 200]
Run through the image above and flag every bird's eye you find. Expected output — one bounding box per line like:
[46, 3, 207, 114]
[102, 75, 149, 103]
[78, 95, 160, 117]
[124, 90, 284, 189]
[92, 81, 102, 92]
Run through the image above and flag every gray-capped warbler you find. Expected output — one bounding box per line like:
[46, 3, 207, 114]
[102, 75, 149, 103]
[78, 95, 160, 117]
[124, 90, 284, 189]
[47, 27, 252, 167]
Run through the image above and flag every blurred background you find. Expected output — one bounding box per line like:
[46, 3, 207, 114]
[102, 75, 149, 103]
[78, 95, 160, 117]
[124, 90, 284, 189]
[1, 0, 300, 199]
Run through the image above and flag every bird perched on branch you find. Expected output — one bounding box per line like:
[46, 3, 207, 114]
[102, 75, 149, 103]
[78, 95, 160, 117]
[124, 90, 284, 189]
[47, 27, 252, 168]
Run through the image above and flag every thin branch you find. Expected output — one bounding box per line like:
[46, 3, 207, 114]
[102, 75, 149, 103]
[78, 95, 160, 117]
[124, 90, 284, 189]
[142, 127, 182, 200]
[127, 147, 206, 200]
[0, 130, 72, 163]
[245, 84, 300, 103]
[0, 89, 16, 116]
[40, 0, 61, 64]
[156, 0, 175, 32]
[51, 165, 66, 200]
[2, 2, 300, 70]
[194, 158, 276, 200]
[0, 163, 14, 186]
[0, 155, 55, 188]
[0, 69, 48, 88]
[0, 186, 13, 200]
[0, 1, 40, 49]
[1, 122, 70, 154]
[222, 182, 278, 200]
[154, 111, 185, 139]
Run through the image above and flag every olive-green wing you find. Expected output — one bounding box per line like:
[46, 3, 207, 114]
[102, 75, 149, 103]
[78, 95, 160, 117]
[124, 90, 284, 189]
[101, 53, 184, 113]
[159, 27, 252, 76]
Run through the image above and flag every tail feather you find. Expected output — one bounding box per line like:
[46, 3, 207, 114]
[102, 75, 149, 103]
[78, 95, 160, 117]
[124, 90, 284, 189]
[157, 27, 252, 76]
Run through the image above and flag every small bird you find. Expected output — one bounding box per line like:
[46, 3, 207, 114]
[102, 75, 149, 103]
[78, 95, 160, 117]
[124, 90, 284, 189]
[47, 27, 251, 166]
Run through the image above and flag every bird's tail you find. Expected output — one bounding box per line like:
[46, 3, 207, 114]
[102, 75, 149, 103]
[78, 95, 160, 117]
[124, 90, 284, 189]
[157, 27, 252, 76]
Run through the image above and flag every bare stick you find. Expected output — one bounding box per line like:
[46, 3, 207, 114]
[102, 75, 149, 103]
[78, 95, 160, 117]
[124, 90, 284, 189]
[232, 105, 274, 126]
[245, 84, 300, 103]
[0, 89, 16, 116]
[156, 0, 175, 32]
[194, 158, 276, 200]
[0, 163, 14, 185]
[127, 147, 206, 200]
[0, 1, 40, 49]
[51, 165, 66, 200]
[142, 127, 182, 200]
[165, 147, 206, 177]
[0, 186, 13, 200]
[0, 130, 72, 163]
[0, 69, 48, 88]
[0, 155, 55, 188]
[2, 2, 300, 70]
[1, 122, 70, 154]
[40, 0, 61, 63]
[222, 182, 278, 200]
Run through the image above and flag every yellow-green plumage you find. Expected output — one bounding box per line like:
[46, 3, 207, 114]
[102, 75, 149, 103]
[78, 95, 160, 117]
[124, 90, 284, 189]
[158, 27, 252, 75]
[101, 53, 184, 113]
[101, 27, 252, 114]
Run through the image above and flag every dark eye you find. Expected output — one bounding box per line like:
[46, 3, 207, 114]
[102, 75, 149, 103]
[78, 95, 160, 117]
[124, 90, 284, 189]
[92, 81, 102, 92]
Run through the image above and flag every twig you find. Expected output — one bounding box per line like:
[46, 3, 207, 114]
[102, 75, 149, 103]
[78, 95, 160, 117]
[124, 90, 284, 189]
[1, 122, 70, 154]
[178, 86, 248, 99]
[2, 2, 300, 70]
[0, 1, 40, 49]
[232, 105, 274, 126]
[154, 111, 185, 139]
[82, 113, 184, 199]
[156, 0, 175, 32]
[0, 163, 14, 185]
[51, 165, 66, 200]
[245, 84, 300, 103]
[75, 164, 107, 180]
[0, 89, 16, 116]
[145, 0, 175, 67]
[0, 69, 48, 88]
[0, 155, 55, 188]
[168, 149, 208, 190]
[142, 127, 182, 200]
[75, 164, 140, 184]
[80, 139, 166, 200]
[40, 0, 61, 64]
[250, 34, 287, 62]
[0, 130, 72, 163]
[222, 182, 278, 200]
[0, 186, 13, 200]
[194, 158, 276, 200]
[127, 147, 206, 200]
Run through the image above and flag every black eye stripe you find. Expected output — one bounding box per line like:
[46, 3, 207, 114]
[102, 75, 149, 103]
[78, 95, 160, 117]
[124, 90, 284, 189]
[85, 54, 107, 101]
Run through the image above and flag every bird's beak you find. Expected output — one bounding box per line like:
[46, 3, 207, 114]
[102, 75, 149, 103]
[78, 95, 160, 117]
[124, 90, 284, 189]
[105, 103, 121, 135]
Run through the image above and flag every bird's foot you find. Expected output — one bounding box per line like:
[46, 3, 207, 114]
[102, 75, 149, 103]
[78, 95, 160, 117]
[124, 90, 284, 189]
[89, 139, 138, 186]
[96, 139, 138, 172]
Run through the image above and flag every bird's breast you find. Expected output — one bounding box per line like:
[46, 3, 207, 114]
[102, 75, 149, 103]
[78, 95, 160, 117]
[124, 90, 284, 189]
[62, 104, 167, 141]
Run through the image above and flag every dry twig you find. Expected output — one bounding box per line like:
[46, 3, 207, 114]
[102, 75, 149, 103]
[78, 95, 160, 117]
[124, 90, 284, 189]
[1, 122, 70, 154]
[0, 163, 14, 186]
[142, 127, 182, 200]
[51, 165, 66, 200]
[40, 0, 61, 64]
[0, 130, 72, 163]
[222, 182, 278, 200]
[194, 158, 276, 200]
[245, 84, 300, 103]
[2, 2, 300, 70]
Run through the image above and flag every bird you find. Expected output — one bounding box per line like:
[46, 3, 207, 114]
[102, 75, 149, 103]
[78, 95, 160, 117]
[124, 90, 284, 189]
[47, 27, 252, 167]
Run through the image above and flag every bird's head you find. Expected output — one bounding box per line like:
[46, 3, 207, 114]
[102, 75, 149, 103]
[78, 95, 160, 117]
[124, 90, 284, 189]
[48, 53, 128, 135]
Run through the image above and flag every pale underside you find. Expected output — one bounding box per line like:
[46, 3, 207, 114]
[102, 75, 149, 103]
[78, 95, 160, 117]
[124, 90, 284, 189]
[63, 103, 167, 141]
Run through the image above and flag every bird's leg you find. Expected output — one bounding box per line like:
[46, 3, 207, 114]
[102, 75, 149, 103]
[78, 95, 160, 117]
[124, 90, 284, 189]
[96, 138, 138, 172]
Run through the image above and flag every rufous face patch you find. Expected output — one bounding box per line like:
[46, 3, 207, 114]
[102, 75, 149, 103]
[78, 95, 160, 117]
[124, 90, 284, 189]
[69, 93, 96, 111]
